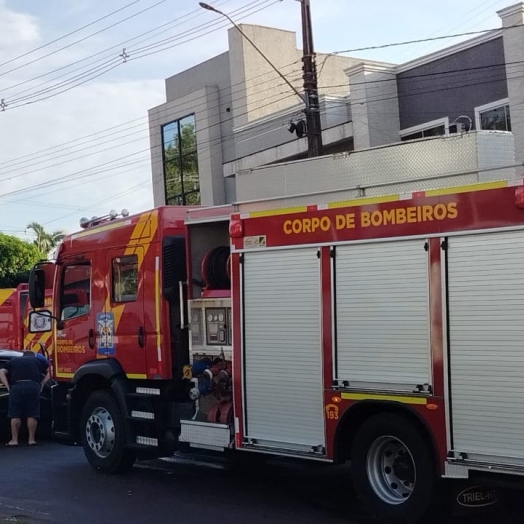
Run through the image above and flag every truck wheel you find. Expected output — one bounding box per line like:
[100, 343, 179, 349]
[81, 391, 136, 474]
[351, 413, 437, 524]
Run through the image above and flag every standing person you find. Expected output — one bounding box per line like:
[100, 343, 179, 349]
[0, 351, 50, 447]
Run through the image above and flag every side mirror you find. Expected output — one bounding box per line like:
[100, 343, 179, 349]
[28, 311, 52, 333]
[28, 268, 46, 308]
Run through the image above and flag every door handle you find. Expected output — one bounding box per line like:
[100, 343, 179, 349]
[88, 328, 95, 349]
[137, 326, 145, 348]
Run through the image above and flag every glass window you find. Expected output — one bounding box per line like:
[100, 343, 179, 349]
[112, 255, 138, 303]
[423, 125, 446, 137]
[162, 114, 200, 206]
[480, 105, 511, 132]
[401, 124, 445, 142]
[162, 121, 179, 150]
[60, 264, 91, 321]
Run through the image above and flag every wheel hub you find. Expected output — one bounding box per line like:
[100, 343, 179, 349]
[393, 451, 414, 483]
[85, 407, 115, 458]
[366, 435, 416, 505]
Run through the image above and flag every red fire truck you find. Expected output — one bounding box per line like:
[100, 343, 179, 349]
[26, 178, 524, 523]
[0, 285, 26, 350]
[0, 284, 53, 353]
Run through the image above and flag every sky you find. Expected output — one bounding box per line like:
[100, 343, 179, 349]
[0, 0, 512, 240]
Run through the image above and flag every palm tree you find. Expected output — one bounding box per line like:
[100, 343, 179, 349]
[26, 222, 65, 256]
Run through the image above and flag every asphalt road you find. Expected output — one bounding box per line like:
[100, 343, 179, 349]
[0, 440, 523, 524]
[0, 441, 361, 524]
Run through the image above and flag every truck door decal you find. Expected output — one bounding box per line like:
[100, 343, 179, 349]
[96, 312, 115, 356]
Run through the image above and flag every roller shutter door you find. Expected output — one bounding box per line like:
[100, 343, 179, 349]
[242, 248, 324, 450]
[335, 240, 431, 388]
[448, 231, 524, 462]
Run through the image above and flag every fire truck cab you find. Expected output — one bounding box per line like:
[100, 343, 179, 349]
[27, 207, 234, 468]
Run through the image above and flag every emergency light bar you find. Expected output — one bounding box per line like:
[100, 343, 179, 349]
[79, 209, 130, 229]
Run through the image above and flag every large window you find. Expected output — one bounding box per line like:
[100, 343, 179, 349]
[475, 99, 511, 132]
[162, 114, 200, 205]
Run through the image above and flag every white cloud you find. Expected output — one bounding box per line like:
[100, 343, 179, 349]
[0, 2, 39, 49]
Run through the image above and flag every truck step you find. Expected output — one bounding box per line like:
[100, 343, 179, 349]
[126, 411, 156, 425]
[135, 436, 158, 447]
[130, 410, 155, 420]
[135, 387, 161, 396]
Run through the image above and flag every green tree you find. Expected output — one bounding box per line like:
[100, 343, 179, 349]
[0, 233, 42, 287]
[26, 222, 65, 256]
[164, 119, 200, 206]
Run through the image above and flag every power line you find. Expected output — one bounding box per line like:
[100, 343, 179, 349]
[0, 0, 270, 108]
[129, 0, 280, 61]
[0, 62, 302, 173]
[316, 58, 524, 93]
[0, 0, 168, 80]
[0, 70, 303, 181]
[0, 0, 144, 70]
[329, 24, 521, 56]
[2, 17, 523, 206]
[394, 0, 504, 58]
[0, 157, 152, 200]
[4, 53, 522, 177]
[5, 15, 514, 115]
[9, 58, 122, 105]
[42, 179, 153, 227]
[0, 1, 275, 112]
[2, 63, 522, 196]
[346, 68, 524, 107]
[0, 53, 301, 173]
[0, 4, 509, 114]
[130, 0, 267, 55]
[0, 90, 300, 200]
[0, 1, 224, 96]
[3, 63, 523, 201]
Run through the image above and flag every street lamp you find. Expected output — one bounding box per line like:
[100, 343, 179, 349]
[199, 1, 323, 157]
[199, 2, 305, 104]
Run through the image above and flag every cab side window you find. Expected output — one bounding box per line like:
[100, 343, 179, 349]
[112, 255, 138, 303]
[60, 264, 91, 321]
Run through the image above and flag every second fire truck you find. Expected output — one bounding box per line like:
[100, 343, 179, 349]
[26, 178, 524, 523]
[0, 284, 52, 353]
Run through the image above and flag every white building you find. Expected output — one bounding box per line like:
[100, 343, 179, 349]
[148, 3, 524, 207]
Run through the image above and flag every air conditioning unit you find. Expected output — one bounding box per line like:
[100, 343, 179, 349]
[449, 122, 465, 134]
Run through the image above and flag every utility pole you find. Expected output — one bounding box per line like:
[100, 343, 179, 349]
[300, 0, 323, 157]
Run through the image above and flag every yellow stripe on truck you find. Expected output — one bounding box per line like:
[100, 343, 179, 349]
[424, 180, 509, 197]
[248, 206, 308, 218]
[328, 194, 400, 209]
[341, 392, 428, 405]
[0, 290, 13, 305]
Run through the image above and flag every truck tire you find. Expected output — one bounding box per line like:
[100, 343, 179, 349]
[81, 390, 136, 474]
[350, 413, 437, 524]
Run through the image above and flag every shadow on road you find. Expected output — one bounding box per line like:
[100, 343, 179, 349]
[1, 440, 524, 524]
[141, 452, 524, 524]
